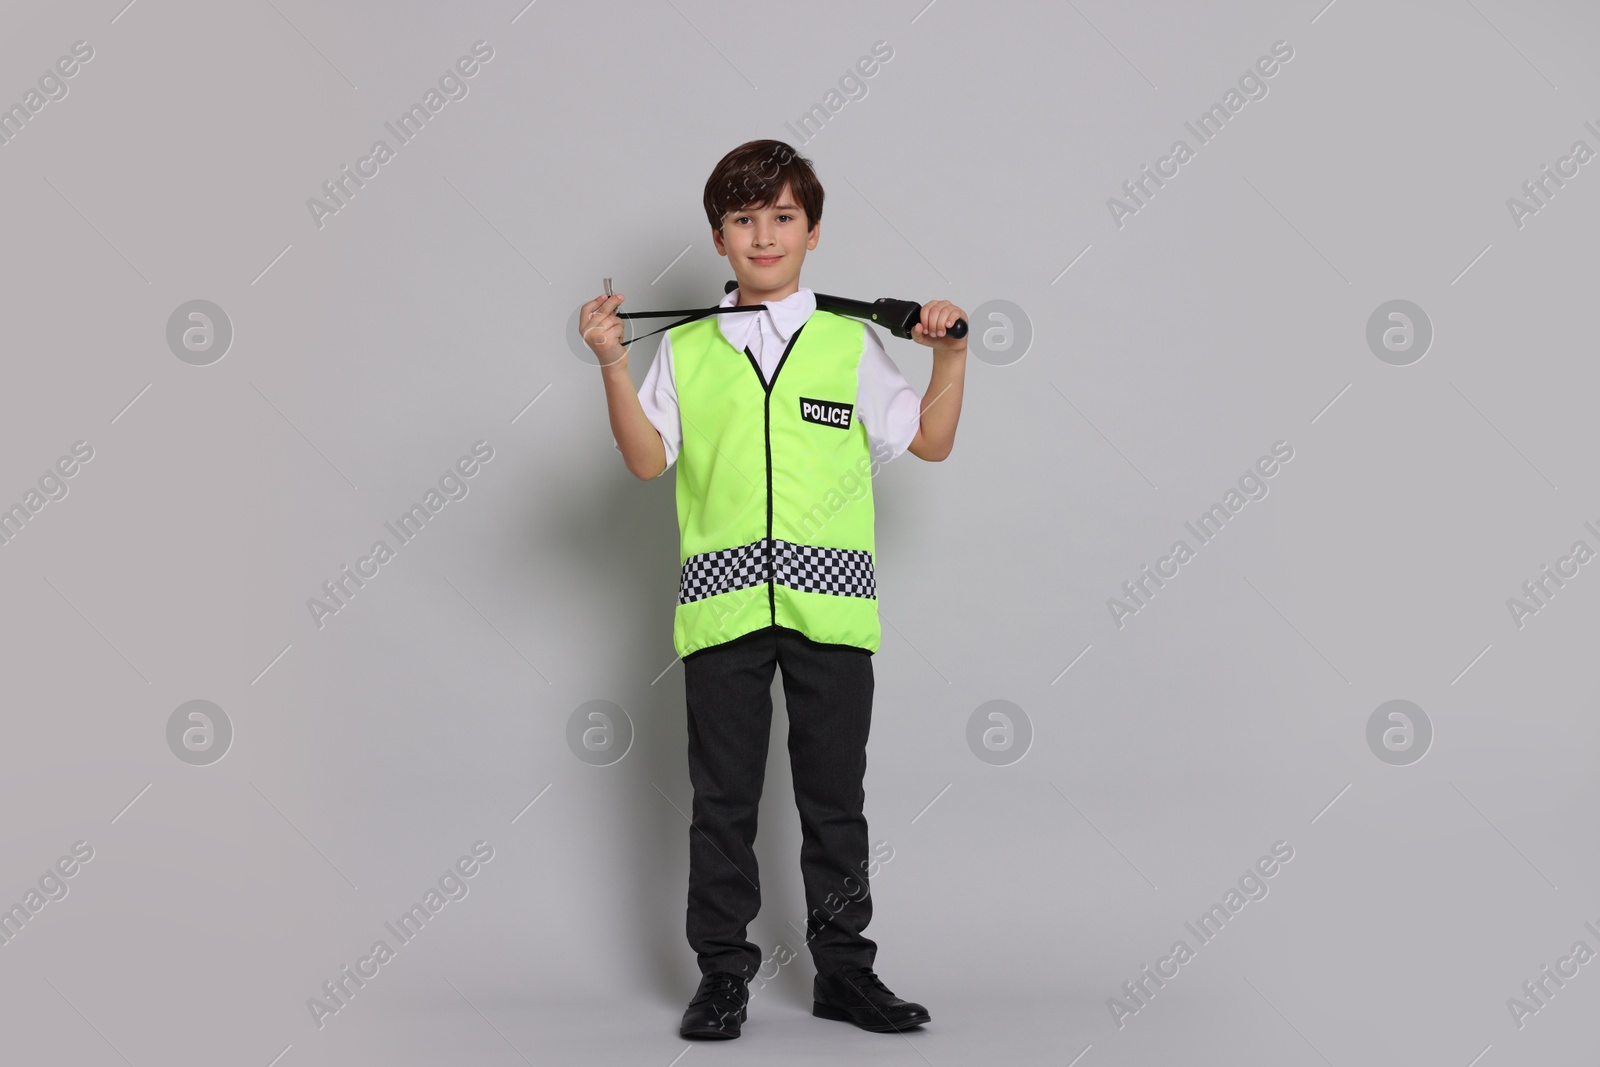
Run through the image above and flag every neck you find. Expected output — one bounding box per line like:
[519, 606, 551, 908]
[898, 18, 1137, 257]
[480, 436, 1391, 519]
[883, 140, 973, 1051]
[734, 277, 800, 305]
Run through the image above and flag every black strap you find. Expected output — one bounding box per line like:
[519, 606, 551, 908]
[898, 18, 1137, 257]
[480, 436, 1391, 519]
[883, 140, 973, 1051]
[613, 303, 767, 347]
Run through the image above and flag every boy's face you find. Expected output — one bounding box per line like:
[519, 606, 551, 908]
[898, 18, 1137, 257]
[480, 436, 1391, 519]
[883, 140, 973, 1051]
[711, 181, 819, 296]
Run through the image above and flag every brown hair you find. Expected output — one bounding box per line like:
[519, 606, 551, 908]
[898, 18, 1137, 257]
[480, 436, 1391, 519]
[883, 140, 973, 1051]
[703, 140, 823, 234]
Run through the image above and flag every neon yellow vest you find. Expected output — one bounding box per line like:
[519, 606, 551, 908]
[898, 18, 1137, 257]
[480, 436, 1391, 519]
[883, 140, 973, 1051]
[671, 307, 880, 659]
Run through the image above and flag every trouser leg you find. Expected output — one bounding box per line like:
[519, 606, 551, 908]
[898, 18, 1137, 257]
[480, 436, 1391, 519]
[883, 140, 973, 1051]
[683, 629, 778, 979]
[776, 628, 878, 976]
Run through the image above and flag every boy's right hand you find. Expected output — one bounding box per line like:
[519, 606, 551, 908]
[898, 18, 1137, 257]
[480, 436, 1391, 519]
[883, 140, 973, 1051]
[580, 292, 627, 367]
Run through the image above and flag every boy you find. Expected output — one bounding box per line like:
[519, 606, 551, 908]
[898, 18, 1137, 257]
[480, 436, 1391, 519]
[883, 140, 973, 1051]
[583, 140, 967, 1040]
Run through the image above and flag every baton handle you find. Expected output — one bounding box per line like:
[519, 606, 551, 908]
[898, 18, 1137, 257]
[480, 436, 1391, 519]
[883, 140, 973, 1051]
[723, 280, 967, 341]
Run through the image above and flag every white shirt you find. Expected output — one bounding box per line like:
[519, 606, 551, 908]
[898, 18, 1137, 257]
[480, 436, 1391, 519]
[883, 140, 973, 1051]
[617, 286, 922, 477]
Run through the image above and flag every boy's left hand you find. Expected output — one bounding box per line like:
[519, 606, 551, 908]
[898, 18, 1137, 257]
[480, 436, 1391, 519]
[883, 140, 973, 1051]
[911, 300, 968, 352]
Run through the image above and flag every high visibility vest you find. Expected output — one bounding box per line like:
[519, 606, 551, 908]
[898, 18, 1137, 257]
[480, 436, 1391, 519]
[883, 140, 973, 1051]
[671, 307, 880, 659]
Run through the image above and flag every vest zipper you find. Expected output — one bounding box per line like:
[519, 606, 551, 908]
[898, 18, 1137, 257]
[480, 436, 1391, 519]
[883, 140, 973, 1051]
[743, 323, 806, 632]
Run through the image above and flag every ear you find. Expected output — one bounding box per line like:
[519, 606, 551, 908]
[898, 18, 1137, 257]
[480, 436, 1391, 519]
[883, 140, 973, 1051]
[807, 221, 820, 250]
[711, 226, 727, 256]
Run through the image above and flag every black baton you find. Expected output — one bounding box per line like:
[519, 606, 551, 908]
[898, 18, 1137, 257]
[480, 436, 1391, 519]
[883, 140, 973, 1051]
[610, 284, 967, 347]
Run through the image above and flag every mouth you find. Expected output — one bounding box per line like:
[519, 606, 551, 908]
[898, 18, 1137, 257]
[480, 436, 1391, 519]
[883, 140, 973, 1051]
[748, 255, 783, 266]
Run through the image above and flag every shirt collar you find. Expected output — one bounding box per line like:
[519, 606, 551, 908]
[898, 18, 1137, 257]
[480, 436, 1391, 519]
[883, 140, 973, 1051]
[717, 286, 816, 353]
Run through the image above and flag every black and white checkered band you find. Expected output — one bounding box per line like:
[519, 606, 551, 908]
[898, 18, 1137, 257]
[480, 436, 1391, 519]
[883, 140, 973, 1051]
[678, 539, 769, 604]
[678, 538, 876, 604]
[773, 539, 876, 599]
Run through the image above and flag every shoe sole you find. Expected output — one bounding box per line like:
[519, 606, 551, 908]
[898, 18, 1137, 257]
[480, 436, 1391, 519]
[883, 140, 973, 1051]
[812, 1000, 930, 1032]
[680, 1026, 741, 1039]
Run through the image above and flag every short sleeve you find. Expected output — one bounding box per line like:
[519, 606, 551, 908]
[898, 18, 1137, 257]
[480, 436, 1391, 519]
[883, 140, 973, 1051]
[855, 324, 921, 462]
[613, 332, 681, 476]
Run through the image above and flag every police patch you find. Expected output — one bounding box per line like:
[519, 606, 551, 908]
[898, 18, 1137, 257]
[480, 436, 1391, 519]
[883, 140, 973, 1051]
[799, 396, 853, 429]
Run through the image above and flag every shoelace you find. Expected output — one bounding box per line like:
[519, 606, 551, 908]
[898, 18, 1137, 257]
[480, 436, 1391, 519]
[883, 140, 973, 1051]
[836, 967, 895, 1001]
[693, 973, 747, 1007]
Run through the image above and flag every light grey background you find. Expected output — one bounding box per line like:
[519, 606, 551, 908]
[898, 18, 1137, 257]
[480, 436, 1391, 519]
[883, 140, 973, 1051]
[2, 0, 1597, 1064]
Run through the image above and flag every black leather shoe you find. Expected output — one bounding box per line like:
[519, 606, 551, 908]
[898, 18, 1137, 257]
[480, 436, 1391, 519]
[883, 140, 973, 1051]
[813, 965, 931, 1032]
[679, 971, 749, 1039]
